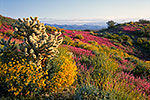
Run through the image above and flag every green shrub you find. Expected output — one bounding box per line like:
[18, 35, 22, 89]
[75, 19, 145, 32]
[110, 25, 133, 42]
[143, 41, 150, 49]
[63, 35, 74, 45]
[74, 84, 101, 100]
[131, 61, 150, 78]
[107, 20, 116, 28]
[138, 24, 150, 37]
[88, 41, 99, 46]
[137, 37, 147, 44]
[74, 34, 84, 39]
[121, 35, 133, 46]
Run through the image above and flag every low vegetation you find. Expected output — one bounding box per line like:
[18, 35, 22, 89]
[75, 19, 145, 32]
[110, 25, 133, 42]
[0, 15, 150, 100]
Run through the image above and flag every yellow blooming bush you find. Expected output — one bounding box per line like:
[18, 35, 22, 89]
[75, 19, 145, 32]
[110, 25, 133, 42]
[0, 17, 78, 99]
[0, 57, 48, 98]
[45, 47, 77, 93]
[0, 47, 78, 99]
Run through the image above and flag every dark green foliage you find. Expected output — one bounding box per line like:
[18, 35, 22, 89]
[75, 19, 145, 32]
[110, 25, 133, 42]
[132, 63, 149, 76]
[137, 38, 150, 49]
[142, 41, 150, 49]
[107, 20, 116, 28]
[139, 19, 150, 24]
[0, 37, 22, 63]
[79, 55, 93, 69]
[137, 37, 147, 44]
[138, 24, 150, 37]
[103, 32, 133, 46]
[121, 35, 133, 46]
[74, 34, 84, 39]
[45, 48, 64, 79]
[63, 35, 74, 45]
[88, 41, 98, 46]
[125, 57, 138, 64]
[74, 84, 103, 100]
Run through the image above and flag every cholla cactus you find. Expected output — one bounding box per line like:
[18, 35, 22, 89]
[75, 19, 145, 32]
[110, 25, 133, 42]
[13, 17, 63, 67]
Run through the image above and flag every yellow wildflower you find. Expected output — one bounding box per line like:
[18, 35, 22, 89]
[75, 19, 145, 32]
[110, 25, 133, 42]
[25, 91, 30, 96]
[14, 91, 19, 96]
[46, 76, 49, 79]
[22, 59, 25, 62]
[13, 62, 15, 64]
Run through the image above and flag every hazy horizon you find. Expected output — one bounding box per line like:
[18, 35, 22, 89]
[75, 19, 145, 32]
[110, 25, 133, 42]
[1, 0, 150, 20]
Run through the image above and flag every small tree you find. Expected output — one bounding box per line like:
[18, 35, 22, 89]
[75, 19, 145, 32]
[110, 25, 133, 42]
[139, 19, 150, 24]
[107, 20, 116, 28]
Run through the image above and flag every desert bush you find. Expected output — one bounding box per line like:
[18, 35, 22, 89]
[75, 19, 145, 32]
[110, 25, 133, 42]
[89, 52, 119, 90]
[104, 76, 149, 100]
[139, 19, 150, 24]
[45, 47, 78, 93]
[88, 41, 99, 46]
[0, 39, 77, 99]
[0, 17, 78, 99]
[89, 31, 94, 35]
[137, 38, 150, 49]
[0, 37, 20, 62]
[74, 84, 102, 100]
[103, 32, 112, 38]
[103, 33, 133, 46]
[137, 37, 147, 44]
[132, 61, 150, 77]
[138, 24, 150, 37]
[0, 57, 47, 99]
[143, 41, 150, 49]
[74, 34, 84, 39]
[63, 35, 74, 45]
[73, 39, 85, 48]
[107, 20, 116, 28]
[121, 35, 133, 46]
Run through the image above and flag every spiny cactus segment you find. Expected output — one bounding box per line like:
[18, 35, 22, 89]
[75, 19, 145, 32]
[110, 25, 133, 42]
[13, 17, 63, 67]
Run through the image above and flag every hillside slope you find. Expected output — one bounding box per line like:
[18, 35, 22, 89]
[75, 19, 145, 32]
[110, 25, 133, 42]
[0, 15, 149, 99]
[96, 21, 150, 60]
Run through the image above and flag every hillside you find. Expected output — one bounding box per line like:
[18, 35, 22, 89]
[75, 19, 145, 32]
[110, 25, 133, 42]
[0, 15, 150, 99]
[96, 21, 150, 60]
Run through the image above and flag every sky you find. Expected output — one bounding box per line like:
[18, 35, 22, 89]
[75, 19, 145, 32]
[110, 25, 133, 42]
[0, 0, 150, 20]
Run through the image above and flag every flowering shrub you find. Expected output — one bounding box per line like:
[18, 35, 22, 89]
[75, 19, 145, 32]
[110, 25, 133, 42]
[122, 25, 139, 31]
[0, 57, 47, 98]
[74, 34, 84, 39]
[137, 37, 148, 44]
[67, 45, 94, 56]
[0, 15, 150, 99]
[64, 30, 116, 47]
[45, 47, 77, 93]
[104, 72, 150, 100]
[0, 39, 77, 99]
[74, 84, 101, 100]
[136, 37, 150, 49]
[0, 23, 14, 34]
[63, 35, 74, 45]
[0, 17, 78, 99]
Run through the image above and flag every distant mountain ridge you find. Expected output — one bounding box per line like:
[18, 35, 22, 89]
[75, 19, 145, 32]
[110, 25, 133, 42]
[40, 17, 149, 30]
[45, 24, 105, 30]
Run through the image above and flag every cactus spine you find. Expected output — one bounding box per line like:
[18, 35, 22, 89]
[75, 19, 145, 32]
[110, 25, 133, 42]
[13, 17, 63, 67]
